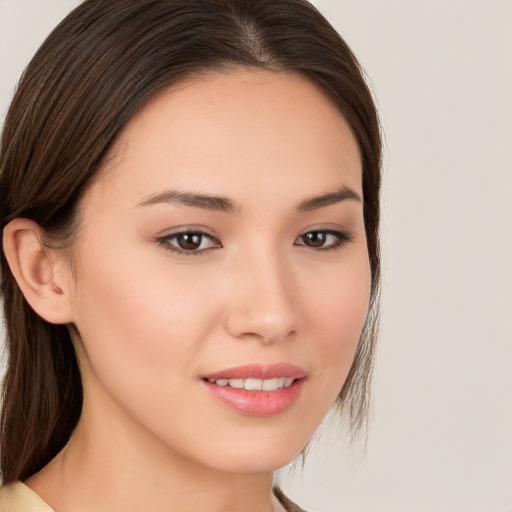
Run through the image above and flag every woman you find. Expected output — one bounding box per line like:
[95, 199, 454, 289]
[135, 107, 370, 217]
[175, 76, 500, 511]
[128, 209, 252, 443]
[0, 1, 381, 510]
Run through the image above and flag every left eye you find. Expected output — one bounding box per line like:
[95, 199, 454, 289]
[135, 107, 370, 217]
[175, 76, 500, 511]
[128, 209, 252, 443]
[295, 230, 351, 250]
[159, 231, 219, 253]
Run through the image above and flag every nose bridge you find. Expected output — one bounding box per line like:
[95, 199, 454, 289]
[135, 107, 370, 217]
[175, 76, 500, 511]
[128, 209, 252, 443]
[225, 240, 298, 343]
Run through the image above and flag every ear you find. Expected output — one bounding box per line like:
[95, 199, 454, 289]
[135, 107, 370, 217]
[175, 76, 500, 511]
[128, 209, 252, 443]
[2, 218, 74, 324]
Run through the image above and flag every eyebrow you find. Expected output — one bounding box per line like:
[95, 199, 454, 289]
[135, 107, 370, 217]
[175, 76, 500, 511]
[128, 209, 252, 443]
[137, 185, 361, 213]
[296, 186, 361, 212]
[138, 190, 237, 213]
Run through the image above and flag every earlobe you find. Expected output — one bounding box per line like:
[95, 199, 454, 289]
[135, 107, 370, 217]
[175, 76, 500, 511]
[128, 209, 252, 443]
[2, 218, 74, 324]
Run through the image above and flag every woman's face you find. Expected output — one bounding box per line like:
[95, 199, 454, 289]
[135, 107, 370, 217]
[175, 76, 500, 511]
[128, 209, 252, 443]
[65, 69, 370, 473]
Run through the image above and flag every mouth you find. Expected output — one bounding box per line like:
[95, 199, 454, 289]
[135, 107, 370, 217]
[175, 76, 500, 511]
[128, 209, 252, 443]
[201, 363, 306, 416]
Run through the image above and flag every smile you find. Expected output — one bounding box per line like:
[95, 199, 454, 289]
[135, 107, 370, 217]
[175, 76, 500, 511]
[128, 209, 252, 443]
[201, 363, 306, 416]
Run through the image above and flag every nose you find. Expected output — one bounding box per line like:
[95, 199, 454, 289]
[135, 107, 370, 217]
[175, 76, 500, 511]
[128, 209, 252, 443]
[225, 248, 299, 345]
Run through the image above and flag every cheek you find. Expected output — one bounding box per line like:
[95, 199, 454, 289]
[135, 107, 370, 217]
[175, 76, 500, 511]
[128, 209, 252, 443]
[70, 243, 222, 403]
[303, 251, 371, 391]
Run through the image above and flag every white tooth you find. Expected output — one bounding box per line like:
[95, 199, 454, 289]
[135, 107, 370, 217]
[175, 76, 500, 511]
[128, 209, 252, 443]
[215, 379, 229, 386]
[284, 378, 294, 387]
[208, 379, 216, 383]
[278, 377, 286, 389]
[262, 378, 279, 391]
[228, 378, 244, 389]
[245, 378, 263, 391]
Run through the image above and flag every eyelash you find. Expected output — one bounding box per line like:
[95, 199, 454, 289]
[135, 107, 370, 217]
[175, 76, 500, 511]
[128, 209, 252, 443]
[156, 229, 353, 257]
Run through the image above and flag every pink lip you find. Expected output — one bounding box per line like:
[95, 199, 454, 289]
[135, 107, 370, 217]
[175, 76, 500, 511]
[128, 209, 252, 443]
[202, 362, 307, 381]
[201, 363, 307, 417]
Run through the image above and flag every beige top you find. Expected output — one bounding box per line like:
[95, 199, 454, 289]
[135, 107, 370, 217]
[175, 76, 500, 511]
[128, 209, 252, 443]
[0, 481, 306, 512]
[0, 482, 54, 512]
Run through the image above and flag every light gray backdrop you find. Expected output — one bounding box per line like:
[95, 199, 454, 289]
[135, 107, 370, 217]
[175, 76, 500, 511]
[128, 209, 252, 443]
[1, 1, 511, 511]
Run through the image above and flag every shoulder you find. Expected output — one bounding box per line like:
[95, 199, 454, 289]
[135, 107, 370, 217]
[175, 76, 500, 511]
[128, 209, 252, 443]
[0, 481, 55, 512]
[273, 486, 308, 512]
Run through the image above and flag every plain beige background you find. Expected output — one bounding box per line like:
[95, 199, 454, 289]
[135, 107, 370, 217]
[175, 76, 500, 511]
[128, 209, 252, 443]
[1, 1, 511, 511]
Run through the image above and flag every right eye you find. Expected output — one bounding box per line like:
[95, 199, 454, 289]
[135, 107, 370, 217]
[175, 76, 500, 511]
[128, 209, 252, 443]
[157, 231, 221, 255]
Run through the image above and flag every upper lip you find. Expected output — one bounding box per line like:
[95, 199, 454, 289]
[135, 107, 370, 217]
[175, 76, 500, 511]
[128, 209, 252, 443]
[202, 362, 307, 381]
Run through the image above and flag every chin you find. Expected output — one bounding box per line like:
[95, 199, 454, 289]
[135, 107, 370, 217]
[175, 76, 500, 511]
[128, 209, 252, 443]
[192, 427, 312, 474]
[207, 450, 303, 474]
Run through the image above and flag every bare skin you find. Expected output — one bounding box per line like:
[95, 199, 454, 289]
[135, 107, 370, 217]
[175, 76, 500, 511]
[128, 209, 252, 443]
[17, 69, 370, 512]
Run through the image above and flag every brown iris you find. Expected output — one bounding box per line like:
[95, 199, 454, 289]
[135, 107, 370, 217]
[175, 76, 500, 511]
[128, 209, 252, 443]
[302, 232, 327, 247]
[176, 233, 203, 250]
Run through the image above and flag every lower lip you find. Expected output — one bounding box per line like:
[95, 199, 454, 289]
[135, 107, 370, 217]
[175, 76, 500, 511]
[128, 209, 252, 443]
[202, 379, 305, 417]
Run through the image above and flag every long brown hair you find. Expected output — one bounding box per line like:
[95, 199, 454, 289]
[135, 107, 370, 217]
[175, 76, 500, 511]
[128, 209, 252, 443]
[0, 0, 381, 483]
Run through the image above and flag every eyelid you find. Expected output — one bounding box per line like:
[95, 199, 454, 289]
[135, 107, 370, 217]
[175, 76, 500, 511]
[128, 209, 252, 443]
[155, 224, 217, 238]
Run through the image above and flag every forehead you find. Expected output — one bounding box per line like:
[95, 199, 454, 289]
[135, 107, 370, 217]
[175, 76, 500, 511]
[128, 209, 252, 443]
[88, 69, 362, 211]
